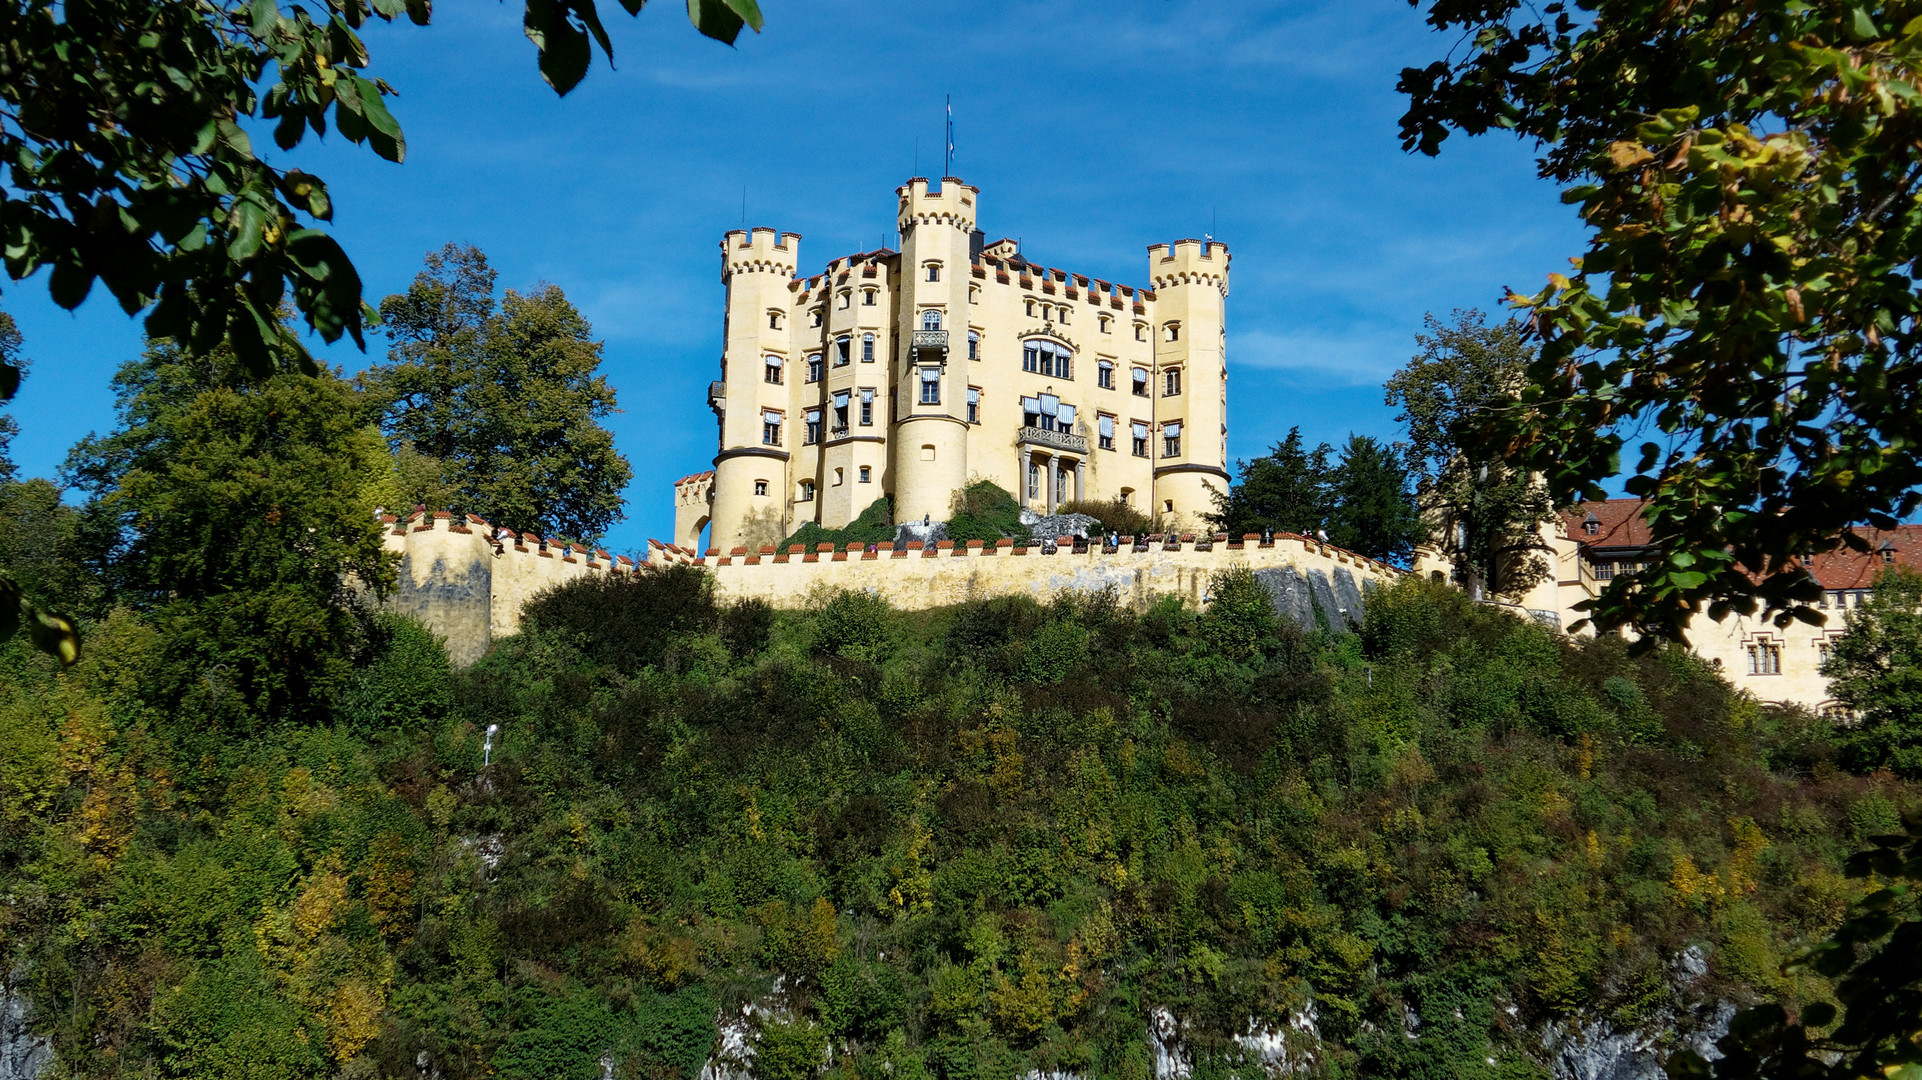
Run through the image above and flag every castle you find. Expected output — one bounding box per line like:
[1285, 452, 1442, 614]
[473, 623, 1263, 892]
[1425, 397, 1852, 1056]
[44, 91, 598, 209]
[675, 177, 1230, 553]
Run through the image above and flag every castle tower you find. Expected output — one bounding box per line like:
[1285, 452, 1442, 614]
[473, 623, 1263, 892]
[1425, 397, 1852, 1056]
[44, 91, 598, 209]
[1146, 239, 1230, 530]
[889, 178, 978, 526]
[711, 227, 801, 551]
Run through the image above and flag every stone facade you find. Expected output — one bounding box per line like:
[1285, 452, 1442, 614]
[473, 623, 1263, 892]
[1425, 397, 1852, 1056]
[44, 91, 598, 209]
[681, 177, 1231, 554]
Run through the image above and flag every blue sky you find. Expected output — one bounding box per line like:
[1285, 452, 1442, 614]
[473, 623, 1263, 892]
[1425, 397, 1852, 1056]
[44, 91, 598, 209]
[2, 0, 1587, 556]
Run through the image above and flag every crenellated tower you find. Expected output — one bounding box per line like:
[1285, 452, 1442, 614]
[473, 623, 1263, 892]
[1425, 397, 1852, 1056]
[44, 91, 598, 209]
[890, 178, 977, 526]
[1146, 238, 1231, 530]
[712, 227, 802, 551]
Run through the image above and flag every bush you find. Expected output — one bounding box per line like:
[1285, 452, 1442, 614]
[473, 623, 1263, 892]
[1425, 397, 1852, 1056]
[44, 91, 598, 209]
[1058, 496, 1155, 538]
[783, 496, 895, 551]
[946, 481, 1030, 543]
[521, 563, 717, 671]
[337, 613, 452, 733]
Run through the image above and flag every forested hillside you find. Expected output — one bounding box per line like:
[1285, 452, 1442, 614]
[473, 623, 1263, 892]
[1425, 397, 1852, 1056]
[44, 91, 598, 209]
[1, 568, 1910, 1079]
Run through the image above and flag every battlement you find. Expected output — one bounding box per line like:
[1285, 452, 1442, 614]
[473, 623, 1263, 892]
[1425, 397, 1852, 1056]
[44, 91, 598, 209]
[720, 227, 802, 279]
[1147, 239, 1230, 294]
[897, 176, 979, 230]
[647, 530, 1400, 620]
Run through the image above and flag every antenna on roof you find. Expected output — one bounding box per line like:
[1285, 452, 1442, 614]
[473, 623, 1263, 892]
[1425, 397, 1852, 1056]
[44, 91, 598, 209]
[945, 94, 954, 177]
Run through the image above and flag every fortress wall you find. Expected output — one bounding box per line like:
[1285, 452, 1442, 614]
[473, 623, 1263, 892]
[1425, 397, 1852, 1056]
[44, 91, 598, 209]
[651, 533, 1402, 624]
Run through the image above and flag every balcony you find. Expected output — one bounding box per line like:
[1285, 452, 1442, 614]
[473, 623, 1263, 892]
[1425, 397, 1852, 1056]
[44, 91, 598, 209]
[1018, 425, 1088, 454]
[912, 330, 948, 351]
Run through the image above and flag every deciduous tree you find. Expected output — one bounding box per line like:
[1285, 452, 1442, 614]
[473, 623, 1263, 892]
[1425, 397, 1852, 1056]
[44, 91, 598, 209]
[1821, 567, 1922, 778]
[1399, 0, 1922, 640]
[359, 245, 631, 541]
[1385, 310, 1558, 601]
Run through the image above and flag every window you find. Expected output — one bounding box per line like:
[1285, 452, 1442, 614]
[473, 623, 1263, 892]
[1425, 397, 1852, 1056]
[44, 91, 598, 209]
[968, 331, 979, 360]
[1120, 487, 1134, 505]
[1582, 513, 1599, 535]
[1022, 394, 1071, 431]
[764, 355, 783, 384]
[1883, 544, 1898, 564]
[809, 308, 823, 328]
[1164, 322, 1181, 342]
[806, 354, 823, 383]
[967, 386, 980, 424]
[919, 367, 940, 405]
[768, 311, 784, 330]
[1098, 360, 1115, 389]
[761, 410, 783, 446]
[1132, 367, 1149, 397]
[1164, 499, 1175, 515]
[1818, 640, 1834, 665]
[1025, 299, 1036, 317]
[926, 263, 941, 282]
[863, 289, 876, 306]
[1747, 640, 1782, 675]
[1098, 414, 1115, 450]
[833, 391, 851, 432]
[804, 408, 823, 445]
[753, 479, 768, 496]
[969, 286, 979, 304]
[1163, 420, 1182, 458]
[1131, 421, 1149, 457]
[921, 309, 943, 331]
[859, 388, 874, 426]
[1054, 465, 1067, 505]
[1164, 368, 1182, 396]
[799, 480, 815, 501]
[838, 290, 851, 309]
[1057, 305, 1069, 325]
[1027, 460, 1039, 500]
[862, 333, 875, 362]
[836, 337, 851, 365]
[833, 467, 844, 487]
[1022, 340, 1071, 379]
[1594, 560, 1615, 581]
[1135, 323, 1147, 341]
[859, 465, 872, 483]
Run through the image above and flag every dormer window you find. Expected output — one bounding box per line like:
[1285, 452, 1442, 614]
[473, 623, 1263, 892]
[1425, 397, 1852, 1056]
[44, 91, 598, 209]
[1582, 513, 1600, 536]
[1882, 541, 1898, 564]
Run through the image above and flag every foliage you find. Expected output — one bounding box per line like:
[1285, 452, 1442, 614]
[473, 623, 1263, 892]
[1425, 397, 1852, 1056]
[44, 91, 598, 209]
[1210, 427, 1332, 539]
[1058, 496, 1156, 539]
[1821, 568, 1922, 777]
[784, 496, 896, 551]
[0, 308, 23, 483]
[946, 480, 1032, 543]
[64, 339, 394, 721]
[1399, 0, 1922, 642]
[4, 557, 1907, 1079]
[1211, 430, 1424, 564]
[0, 0, 760, 380]
[0, 311, 82, 665]
[358, 245, 632, 540]
[1671, 814, 1922, 1080]
[1386, 311, 1558, 600]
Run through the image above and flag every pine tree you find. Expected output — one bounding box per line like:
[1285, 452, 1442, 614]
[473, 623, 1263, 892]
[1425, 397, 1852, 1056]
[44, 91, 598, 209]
[1209, 428, 1333, 539]
[1324, 435, 1422, 566]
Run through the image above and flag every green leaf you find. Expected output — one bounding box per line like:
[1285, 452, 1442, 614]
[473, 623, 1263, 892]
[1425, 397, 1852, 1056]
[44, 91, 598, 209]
[686, 0, 748, 44]
[404, 0, 432, 24]
[1669, 571, 1707, 589]
[249, 0, 280, 39]
[1850, 7, 1878, 40]
[349, 77, 406, 161]
[371, 0, 407, 17]
[526, 0, 593, 94]
[0, 361, 17, 402]
[229, 200, 267, 260]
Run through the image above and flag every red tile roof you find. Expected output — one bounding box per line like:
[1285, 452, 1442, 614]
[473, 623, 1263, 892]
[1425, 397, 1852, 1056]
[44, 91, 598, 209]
[1563, 498, 1922, 589]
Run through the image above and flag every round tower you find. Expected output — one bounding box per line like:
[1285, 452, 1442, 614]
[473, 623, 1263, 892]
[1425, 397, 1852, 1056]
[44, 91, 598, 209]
[1146, 238, 1231, 532]
[710, 227, 801, 552]
[889, 178, 978, 526]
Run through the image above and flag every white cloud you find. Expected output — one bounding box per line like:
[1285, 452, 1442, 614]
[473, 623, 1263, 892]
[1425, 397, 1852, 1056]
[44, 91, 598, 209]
[1230, 326, 1410, 385]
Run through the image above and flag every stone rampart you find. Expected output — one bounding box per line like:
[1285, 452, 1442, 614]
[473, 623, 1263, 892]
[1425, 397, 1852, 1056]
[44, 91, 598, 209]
[383, 511, 1403, 665]
[649, 532, 1401, 626]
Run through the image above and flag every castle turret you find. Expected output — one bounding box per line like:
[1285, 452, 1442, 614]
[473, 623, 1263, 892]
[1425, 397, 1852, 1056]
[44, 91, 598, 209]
[711, 227, 802, 551]
[889, 178, 977, 526]
[1146, 238, 1230, 530]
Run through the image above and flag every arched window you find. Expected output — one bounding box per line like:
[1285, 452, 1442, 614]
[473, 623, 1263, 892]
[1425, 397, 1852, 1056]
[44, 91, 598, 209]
[921, 309, 943, 331]
[862, 333, 875, 362]
[1022, 339, 1072, 379]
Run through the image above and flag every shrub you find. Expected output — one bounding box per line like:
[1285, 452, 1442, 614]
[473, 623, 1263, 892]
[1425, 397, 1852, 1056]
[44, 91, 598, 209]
[520, 563, 717, 671]
[783, 496, 895, 551]
[1058, 496, 1155, 538]
[946, 481, 1030, 543]
[811, 587, 894, 663]
[337, 613, 452, 733]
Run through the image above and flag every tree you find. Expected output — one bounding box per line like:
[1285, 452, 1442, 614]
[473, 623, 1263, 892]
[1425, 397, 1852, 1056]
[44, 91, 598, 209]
[0, 310, 22, 485]
[1385, 310, 1557, 601]
[0, 310, 80, 663]
[0, 0, 763, 386]
[1324, 435, 1423, 567]
[358, 245, 631, 540]
[1820, 567, 1922, 778]
[67, 340, 394, 722]
[1209, 428, 1333, 539]
[1398, 1, 1922, 642]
